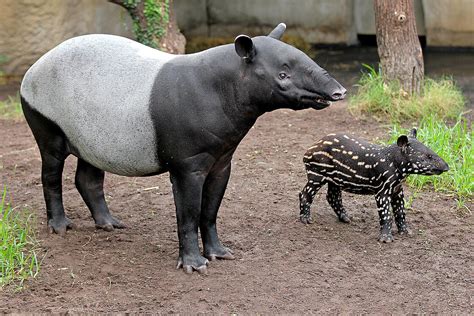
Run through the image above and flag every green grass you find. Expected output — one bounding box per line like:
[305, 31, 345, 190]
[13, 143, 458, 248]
[386, 115, 473, 211]
[0, 189, 40, 288]
[0, 95, 23, 119]
[349, 64, 466, 123]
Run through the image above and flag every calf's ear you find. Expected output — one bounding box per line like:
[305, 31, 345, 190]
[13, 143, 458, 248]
[409, 128, 417, 138]
[268, 23, 286, 40]
[235, 35, 255, 63]
[397, 135, 409, 153]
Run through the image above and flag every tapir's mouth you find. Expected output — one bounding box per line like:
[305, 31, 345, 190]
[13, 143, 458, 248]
[315, 98, 332, 107]
[300, 95, 332, 110]
[430, 169, 448, 175]
[421, 168, 447, 176]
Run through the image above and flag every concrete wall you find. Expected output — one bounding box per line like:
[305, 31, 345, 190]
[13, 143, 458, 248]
[422, 0, 474, 47]
[174, 0, 473, 46]
[0, 0, 133, 78]
[175, 0, 358, 44]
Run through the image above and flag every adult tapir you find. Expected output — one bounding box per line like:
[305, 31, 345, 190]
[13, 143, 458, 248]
[20, 23, 346, 274]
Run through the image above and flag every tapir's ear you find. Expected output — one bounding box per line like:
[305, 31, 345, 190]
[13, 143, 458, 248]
[397, 135, 409, 152]
[409, 128, 417, 139]
[234, 35, 255, 63]
[268, 23, 286, 40]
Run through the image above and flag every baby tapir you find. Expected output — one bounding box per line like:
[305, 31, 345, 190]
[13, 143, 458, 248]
[299, 129, 449, 242]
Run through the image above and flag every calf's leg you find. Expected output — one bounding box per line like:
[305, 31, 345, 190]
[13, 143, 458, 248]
[375, 193, 393, 242]
[391, 189, 411, 235]
[326, 183, 350, 223]
[299, 173, 325, 224]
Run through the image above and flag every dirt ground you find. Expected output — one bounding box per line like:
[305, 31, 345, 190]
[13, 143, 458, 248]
[1, 95, 472, 313]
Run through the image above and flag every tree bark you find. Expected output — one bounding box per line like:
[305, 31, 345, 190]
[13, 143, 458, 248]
[374, 0, 424, 94]
[158, 1, 186, 54]
[109, 0, 185, 53]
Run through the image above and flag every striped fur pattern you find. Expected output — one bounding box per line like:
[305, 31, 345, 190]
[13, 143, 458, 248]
[299, 129, 449, 242]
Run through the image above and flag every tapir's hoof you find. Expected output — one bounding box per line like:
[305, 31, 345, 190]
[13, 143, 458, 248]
[378, 233, 394, 243]
[48, 217, 75, 235]
[205, 247, 235, 261]
[94, 216, 126, 232]
[176, 256, 209, 274]
[300, 214, 313, 224]
[338, 213, 351, 223]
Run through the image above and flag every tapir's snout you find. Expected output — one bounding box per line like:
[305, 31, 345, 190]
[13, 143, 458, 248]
[441, 161, 450, 173]
[329, 86, 347, 101]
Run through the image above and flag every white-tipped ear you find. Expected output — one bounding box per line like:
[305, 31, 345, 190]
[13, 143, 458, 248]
[234, 35, 255, 63]
[268, 23, 286, 40]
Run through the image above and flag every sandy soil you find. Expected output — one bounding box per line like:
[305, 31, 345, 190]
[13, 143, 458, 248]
[0, 99, 472, 313]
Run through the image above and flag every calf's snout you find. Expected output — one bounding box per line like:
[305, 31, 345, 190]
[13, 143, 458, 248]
[441, 161, 450, 172]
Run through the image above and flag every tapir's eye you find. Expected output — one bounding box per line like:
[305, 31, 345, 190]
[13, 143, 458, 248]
[427, 154, 433, 160]
[278, 72, 288, 80]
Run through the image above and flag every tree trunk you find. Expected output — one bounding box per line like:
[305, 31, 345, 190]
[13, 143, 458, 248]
[109, 0, 185, 53]
[374, 0, 424, 94]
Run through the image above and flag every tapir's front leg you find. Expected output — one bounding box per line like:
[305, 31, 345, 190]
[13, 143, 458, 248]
[201, 163, 235, 261]
[375, 192, 393, 243]
[170, 157, 213, 274]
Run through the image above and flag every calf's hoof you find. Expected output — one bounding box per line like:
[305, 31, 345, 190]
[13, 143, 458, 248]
[48, 217, 75, 235]
[338, 212, 351, 223]
[398, 226, 413, 236]
[300, 214, 313, 224]
[378, 233, 394, 243]
[177, 254, 209, 274]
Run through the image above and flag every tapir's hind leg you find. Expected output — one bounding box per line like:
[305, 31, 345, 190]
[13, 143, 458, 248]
[21, 97, 73, 234]
[41, 152, 74, 234]
[326, 183, 351, 223]
[75, 159, 125, 231]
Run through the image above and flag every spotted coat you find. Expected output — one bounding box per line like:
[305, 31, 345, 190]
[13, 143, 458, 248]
[299, 129, 449, 242]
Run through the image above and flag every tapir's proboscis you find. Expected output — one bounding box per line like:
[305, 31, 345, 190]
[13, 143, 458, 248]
[21, 23, 346, 274]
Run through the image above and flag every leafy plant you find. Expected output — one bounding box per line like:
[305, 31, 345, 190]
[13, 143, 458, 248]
[386, 115, 473, 210]
[349, 64, 465, 123]
[115, 0, 170, 48]
[0, 189, 40, 288]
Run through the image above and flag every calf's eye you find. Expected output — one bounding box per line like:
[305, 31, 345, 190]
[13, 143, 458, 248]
[278, 72, 288, 80]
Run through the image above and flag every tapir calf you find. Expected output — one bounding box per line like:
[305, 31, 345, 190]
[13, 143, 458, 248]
[299, 129, 449, 242]
[20, 23, 346, 274]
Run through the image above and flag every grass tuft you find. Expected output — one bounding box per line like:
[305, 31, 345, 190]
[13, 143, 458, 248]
[386, 115, 473, 211]
[0, 95, 23, 120]
[349, 64, 466, 123]
[0, 188, 40, 288]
